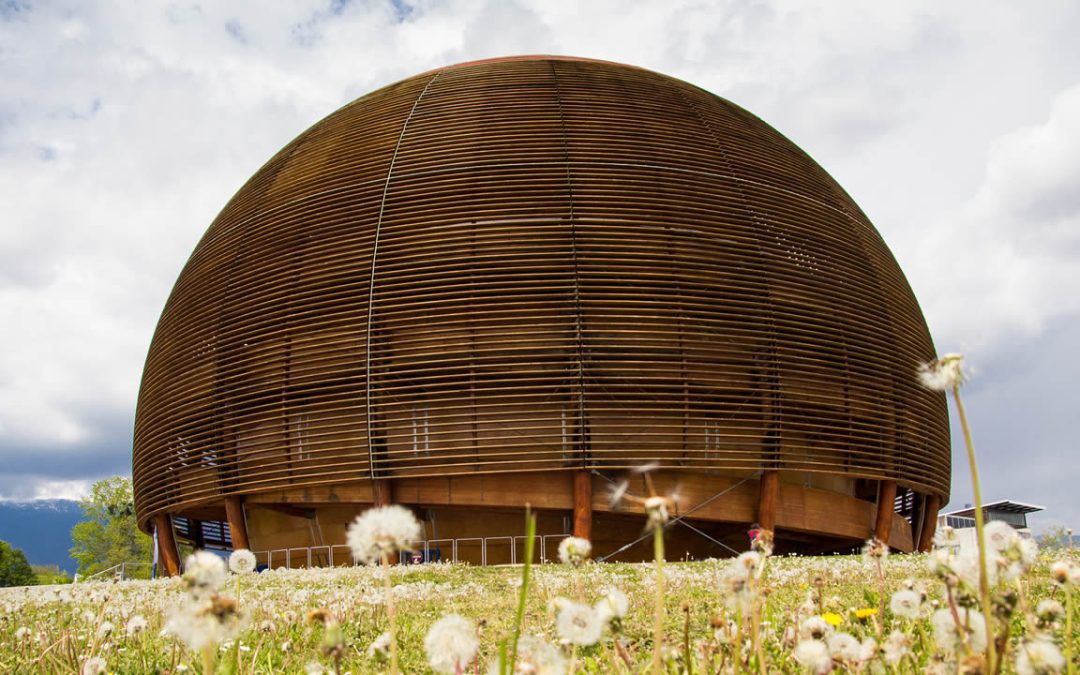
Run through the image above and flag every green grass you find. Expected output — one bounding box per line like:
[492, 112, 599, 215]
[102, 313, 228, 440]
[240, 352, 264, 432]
[0, 548, 1075, 673]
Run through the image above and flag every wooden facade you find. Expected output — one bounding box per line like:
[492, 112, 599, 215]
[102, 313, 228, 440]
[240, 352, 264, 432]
[132, 56, 949, 565]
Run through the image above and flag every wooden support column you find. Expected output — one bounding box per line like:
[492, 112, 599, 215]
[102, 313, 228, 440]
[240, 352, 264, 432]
[224, 496, 250, 551]
[917, 494, 942, 552]
[373, 479, 394, 507]
[756, 470, 779, 533]
[572, 470, 592, 541]
[874, 480, 897, 543]
[154, 513, 180, 577]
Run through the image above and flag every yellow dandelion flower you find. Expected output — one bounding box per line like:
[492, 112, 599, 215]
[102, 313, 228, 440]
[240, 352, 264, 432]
[855, 608, 878, 620]
[822, 612, 843, 626]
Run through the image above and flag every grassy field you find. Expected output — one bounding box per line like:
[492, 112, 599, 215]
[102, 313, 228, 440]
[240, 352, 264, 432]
[0, 541, 1075, 673]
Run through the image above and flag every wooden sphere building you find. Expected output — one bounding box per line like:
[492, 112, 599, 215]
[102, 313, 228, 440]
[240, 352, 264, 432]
[133, 56, 949, 573]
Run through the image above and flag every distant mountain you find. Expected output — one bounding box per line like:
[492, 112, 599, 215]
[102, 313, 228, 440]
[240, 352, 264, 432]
[0, 499, 83, 573]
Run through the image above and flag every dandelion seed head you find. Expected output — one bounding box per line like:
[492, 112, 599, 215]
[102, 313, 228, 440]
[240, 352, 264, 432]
[644, 495, 671, 529]
[883, 630, 911, 665]
[1035, 598, 1063, 622]
[228, 549, 257, 575]
[931, 607, 986, 654]
[181, 551, 227, 598]
[125, 615, 147, 637]
[793, 639, 831, 674]
[347, 505, 422, 564]
[557, 536, 592, 566]
[554, 599, 604, 646]
[917, 353, 966, 391]
[889, 589, 924, 620]
[81, 656, 107, 675]
[608, 480, 630, 508]
[424, 614, 479, 674]
[827, 631, 861, 662]
[983, 521, 1018, 553]
[595, 588, 629, 623]
[367, 631, 392, 661]
[1015, 637, 1066, 675]
[862, 538, 889, 560]
[800, 616, 832, 640]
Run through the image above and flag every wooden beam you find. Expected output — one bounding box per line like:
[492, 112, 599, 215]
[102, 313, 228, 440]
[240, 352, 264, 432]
[373, 479, 394, 507]
[572, 470, 592, 541]
[246, 502, 316, 519]
[917, 494, 941, 552]
[756, 470, 779, 533]
[874, 480, 897, 543]
[154, 513, 180, 577]
[224, 496, 250, 551]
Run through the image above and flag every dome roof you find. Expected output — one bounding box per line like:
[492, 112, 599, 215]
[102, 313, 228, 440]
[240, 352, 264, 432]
[133, 56, 948, 524]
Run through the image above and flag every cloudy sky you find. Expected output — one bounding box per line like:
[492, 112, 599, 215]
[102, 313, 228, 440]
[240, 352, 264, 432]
[1, 1, 1077, 532]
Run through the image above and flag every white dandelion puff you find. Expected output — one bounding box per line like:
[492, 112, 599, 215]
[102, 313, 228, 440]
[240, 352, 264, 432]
[793, 639, 831, 674]
[181, 551, 227, 598]
[228, 549, 257, 575]
[557, 536, 592, 566]
[347, 505, 422, 564]
[917, 353, 966, 391]
[931, 607, 986, 654]
[424, 614, 479, 674]
[889, 589, 924, 620]
[1015, 637, 1066, 675]
[555, 599, 604, 646]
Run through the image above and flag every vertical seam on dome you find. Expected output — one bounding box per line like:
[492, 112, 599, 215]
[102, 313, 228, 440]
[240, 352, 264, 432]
[364, 70, 442, 481]
[673, 86, 787, 474]
[549, 60, 591, 470]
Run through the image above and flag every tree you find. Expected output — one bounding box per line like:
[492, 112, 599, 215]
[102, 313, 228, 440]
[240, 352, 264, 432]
[0, 540, 36, 587]
[70, 476, 152, 578]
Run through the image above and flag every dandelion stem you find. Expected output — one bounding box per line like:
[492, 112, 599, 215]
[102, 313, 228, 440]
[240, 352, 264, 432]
[1067, 581, 1075, 675]
[951, 385, 996, 671]
[652, 524, 665, 674]
[201, 644, 214, 675]
[382, 551, 399, 675]
[508, 508, 537, 674]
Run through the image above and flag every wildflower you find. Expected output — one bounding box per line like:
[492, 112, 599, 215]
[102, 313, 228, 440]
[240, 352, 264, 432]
[368, 631, 392, 661]
[347, 505, 422, 564]
[854, 607, 877, 620]
[862, 538, 889, 560]
[1050, 560, 1074, 585]
[822, 612, 843, 627]
[165, 595, 245, 653]
[14, 626, 30, 641]
[125, 615, 147, 637]
[424, 614, 479, 674]
[557, 537, 592, 566]
[228, 549, 257, 575]
[800, 616, 832, 640]
[81, 656, 107, 675]
[934, 525, 958, 547]
[258, 619, 276, 633]
[859, 637, 878, 662]
[644, 495, 671, 529]
[890, 589, 924, 619]
[983, 521, 1017, 552]
[594, 588, 629, 624]
[827, 631, 861, 662]
[305, 662, 325, 675]
[931, 607, 987, 653]
[96, 621, 114, 638]
[883, 630, 911, 665]
[793, 639, 832, 674]
[1015, 638, 1066, 675]
[733, 550, 762, 578]
[181, 551, 227, 598]
[555, 599, 604, 646]
[918, 353, 966, 391]
[1035, 599, 1064, 623]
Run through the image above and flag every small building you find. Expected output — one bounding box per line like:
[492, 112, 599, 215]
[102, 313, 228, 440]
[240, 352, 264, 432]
[937, 500, 1044, 550]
